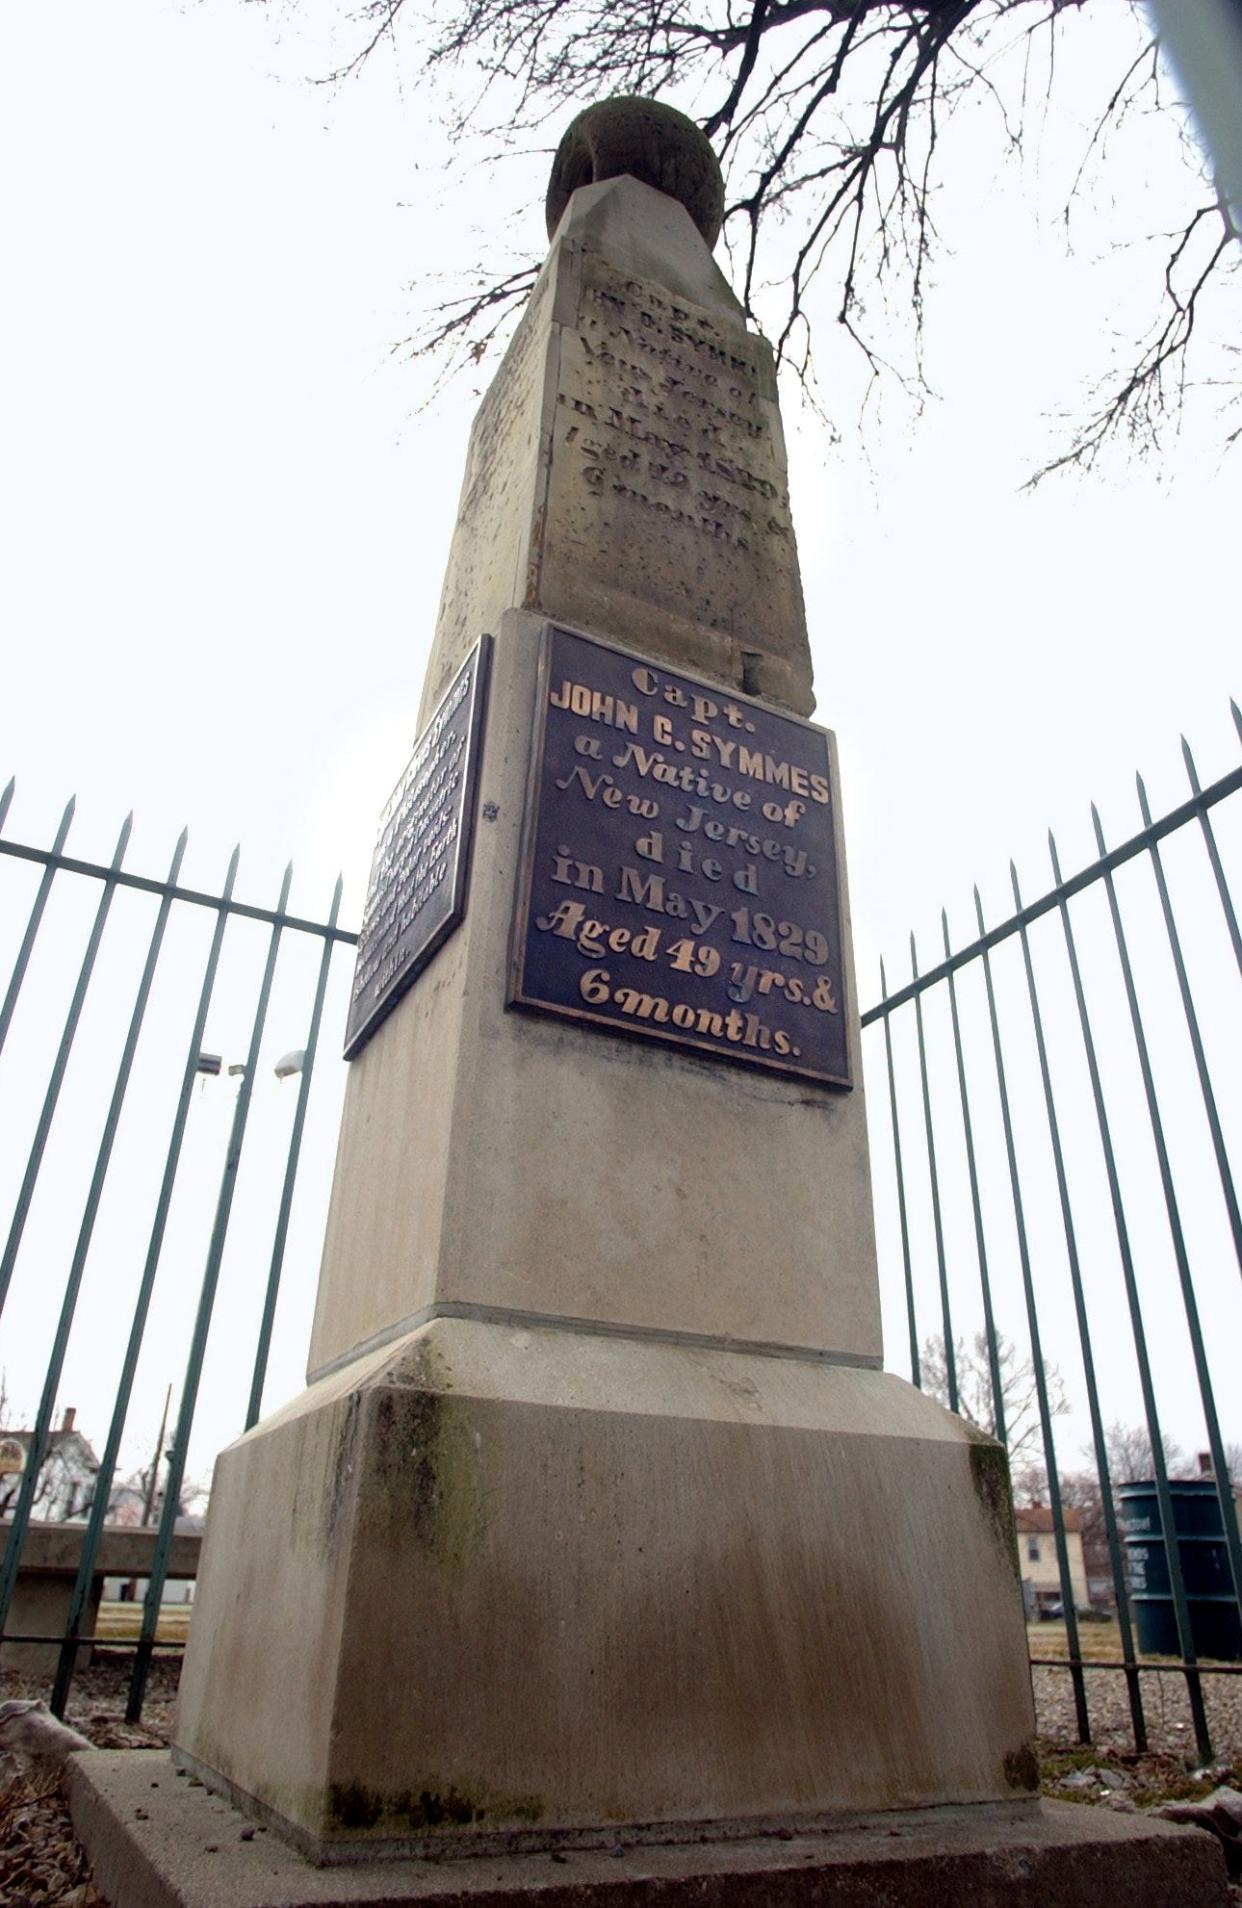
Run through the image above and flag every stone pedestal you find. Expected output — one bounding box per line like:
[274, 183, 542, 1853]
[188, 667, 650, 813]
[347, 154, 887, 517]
[173, 1321, 1034, 1857]
[142, 106, 1193, 1897]
[173, 567, 1035, 1855]
[70, 1752, 1232, 1908]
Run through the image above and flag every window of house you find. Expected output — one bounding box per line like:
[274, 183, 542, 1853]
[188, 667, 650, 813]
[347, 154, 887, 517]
[1027, 1536, 1041, 1562]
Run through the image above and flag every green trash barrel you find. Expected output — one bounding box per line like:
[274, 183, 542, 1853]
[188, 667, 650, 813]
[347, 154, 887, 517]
[1120, 1479, 1242, 1660]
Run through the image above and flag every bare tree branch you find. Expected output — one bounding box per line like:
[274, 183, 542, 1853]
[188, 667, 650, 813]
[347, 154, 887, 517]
[1028, 202, 1237, 482]
[922, 1329, 1069, 1468]
[304, 0, 1239, 471]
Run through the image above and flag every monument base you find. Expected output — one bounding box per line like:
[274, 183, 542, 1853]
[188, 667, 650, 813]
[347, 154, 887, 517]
[69, 1751, 1229, 1908]
[172, 1316, 1038, 1860]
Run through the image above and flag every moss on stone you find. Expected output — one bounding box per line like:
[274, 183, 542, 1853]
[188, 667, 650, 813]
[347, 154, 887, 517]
[360, 1384, 490, 1571]
[326, 1778, 544, 1837]
[1004, 1742, 1041, 1793]
[328, 1781, 384, 1830]
[967, 1436, 1021, 1583]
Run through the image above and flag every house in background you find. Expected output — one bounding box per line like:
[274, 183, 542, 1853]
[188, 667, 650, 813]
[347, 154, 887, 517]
[0, 1407, 100, 1520]
[1015, 1504, 1089, 1617]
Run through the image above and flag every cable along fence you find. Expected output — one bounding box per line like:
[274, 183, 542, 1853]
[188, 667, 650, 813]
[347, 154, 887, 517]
[0, 705, 1239, 1745]
[865, 705, 1242, 1763]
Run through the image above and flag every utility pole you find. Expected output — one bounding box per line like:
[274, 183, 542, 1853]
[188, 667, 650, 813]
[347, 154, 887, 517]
[141, 1383, 172, 1527]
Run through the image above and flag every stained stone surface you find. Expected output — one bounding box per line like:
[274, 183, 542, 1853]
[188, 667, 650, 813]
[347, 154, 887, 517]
[173, 1320, 1038, 1860]
[423, 176, 812, 729]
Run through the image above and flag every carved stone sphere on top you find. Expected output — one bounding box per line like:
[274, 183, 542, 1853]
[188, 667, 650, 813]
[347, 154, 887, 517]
[546, 97, 725, 249]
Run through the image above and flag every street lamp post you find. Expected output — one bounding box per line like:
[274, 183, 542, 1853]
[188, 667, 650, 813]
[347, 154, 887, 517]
[243, 1049, 308, 1432]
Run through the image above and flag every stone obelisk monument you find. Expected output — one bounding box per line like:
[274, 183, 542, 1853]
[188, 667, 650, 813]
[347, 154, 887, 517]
[150, 101, 1219, 1902]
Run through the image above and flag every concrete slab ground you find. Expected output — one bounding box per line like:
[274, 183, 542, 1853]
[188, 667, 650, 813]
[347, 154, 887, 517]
[69, 1750, 1229, 1908]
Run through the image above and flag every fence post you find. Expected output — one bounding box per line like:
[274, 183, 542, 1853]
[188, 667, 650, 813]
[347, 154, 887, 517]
[1010, 859, 1146, 1751]
[911, 934, 956, 1411]
[48, 846, 241, 1717]
[126, 865, 293, 1722]
[974, 883, 1090, 1744]
[878, 959, 920, 1386]
[0, 828, 186, 1644]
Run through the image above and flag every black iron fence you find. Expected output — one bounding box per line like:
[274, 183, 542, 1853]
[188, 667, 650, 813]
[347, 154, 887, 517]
[1, 707, 1239, 1749]
[0, 788, 357, 1720]
[864, 705, 1242, 1761]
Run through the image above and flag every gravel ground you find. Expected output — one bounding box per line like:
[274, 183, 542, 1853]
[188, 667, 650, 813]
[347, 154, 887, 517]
[2, 1654, 1240, 1905]
[1033, 1663, 1242, 1762]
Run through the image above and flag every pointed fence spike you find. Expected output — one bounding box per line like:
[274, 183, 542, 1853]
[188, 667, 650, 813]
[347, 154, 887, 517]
[61, 794, 77, 825]
[1181, 735, 1202, 793]
[1048, 830, 1063, 884]
[0, 777, 14, 833]
[1136, 775, 1152, 825]
[879, 956, 889, 993]
[175, 826, 189, 853]
[1231, 697, 1241, 738]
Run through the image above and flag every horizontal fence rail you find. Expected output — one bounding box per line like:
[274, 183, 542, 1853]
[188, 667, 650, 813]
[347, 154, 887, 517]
[2, 706, 1239, 1746]
[865, 705, 1242, 1762]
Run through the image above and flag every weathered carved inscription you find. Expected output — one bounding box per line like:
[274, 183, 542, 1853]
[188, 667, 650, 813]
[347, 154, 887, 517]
[511, 624, 851, 1087]
[559, 258, 792, 558]
[537, 255, 806, 685]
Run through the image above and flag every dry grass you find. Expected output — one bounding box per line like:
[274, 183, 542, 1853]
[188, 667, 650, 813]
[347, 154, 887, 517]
[1026, 1617, 1238, 1666]
[92, 1602, 190, 1646]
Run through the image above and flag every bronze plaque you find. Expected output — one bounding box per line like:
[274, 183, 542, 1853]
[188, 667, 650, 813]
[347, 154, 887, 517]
[344, 636, 491, 1060]
[510, 625, 852, 1087]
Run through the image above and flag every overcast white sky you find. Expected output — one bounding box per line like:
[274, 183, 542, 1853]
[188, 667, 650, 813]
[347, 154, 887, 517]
[0, 1, 1238, 1496]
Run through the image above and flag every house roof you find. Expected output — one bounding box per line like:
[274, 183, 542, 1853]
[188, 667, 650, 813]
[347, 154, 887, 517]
[1015, 1505, 1081, 1533]
[2, 1428, 100, 1470]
